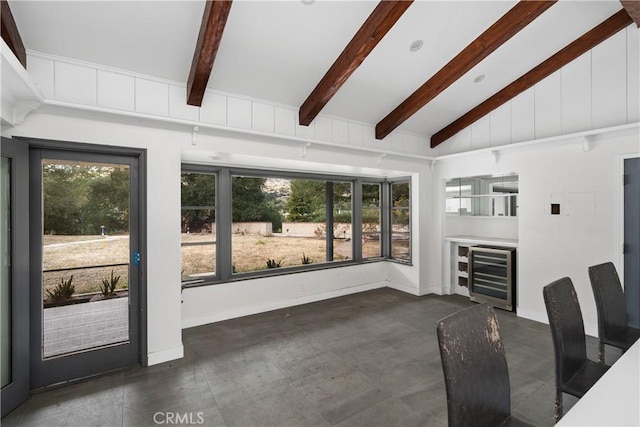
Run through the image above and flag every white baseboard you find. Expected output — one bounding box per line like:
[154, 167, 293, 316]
[421, 284, 444, 296]
[515, 307, 548, 325]
[182, 281, 388, 329]
[147, 345, 184, 366]
[387, 281, 421, 296]
[517, 307, 598, 337]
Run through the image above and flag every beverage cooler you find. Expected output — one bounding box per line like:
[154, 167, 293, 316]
[468, 245, 516, 312]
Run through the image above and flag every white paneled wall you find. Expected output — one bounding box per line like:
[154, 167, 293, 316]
[135, 78, 168, 117]
[169, 84, 199, 121]
[511, 88, 535, 143]
[561, 54, 591, 134]
[592, 31, 628, 129]
[251, 102, 275, 133]
[471, 116, 491, 150]
[314, 116, 332, 142]
[534, 70, 562, 140]
[27, 55, 54, 98]
[227, 97, 252, 129]
[55, 61, 96, 105]
[200, 92, 227, 126]
[25, 51, 433, 157]
[439, 25, 639, 156]
[274, 106, 296, 136]
[490, 103, 511, 147]
[97, 70, 134, 111]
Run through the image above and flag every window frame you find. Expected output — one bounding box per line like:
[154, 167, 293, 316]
[181, 164, 411, 287]
[360, 181, 383, 260]
[180, 166, 220, 283]
[387, 178, 412, 264]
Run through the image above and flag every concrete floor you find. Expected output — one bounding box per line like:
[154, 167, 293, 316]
[2, 288, 621, 427]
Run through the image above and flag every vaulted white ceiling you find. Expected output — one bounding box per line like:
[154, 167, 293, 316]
[8, 0, 628, 138]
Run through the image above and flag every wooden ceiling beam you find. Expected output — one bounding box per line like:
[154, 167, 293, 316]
[620, 1, 640, 27]
[375, 0, 556, 140]
[1, 0, 26, 68]
[430, 9, 634, 148]
[187, 0, 233, 107]
[298, 0, 413, 127]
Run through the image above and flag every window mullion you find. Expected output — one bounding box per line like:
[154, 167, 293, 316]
[381, 181, 391, 259]
[353, 180, 363, 261]
[326, 181, 333, 262]
[217, 169, 232, 280]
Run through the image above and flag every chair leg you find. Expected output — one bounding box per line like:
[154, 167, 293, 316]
[554, 389, 563, 423]
[598, 342, 605, 363]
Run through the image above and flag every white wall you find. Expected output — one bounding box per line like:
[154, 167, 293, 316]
[432, 129, 640, 336]
[445, 216, 518, 240]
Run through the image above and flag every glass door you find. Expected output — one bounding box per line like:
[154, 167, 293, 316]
[1, 138, 29, 417]
[30, 149, 140, 388]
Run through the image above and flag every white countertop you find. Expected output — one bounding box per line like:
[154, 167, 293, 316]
[444, 235, 518, 247]
[556, 339, 640, 426]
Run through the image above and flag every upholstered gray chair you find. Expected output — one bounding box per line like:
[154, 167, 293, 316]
[588, 262, 640, 363]
[437, 303, 533, 427]
[543, 277, 609, 422]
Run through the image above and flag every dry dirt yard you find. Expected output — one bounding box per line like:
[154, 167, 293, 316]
[42, 233, 384, 296]
[181, 233, 376, 276]
[43, 235, 129, 296]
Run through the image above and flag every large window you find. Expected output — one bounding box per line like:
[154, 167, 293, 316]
[181, 166, 410, 285]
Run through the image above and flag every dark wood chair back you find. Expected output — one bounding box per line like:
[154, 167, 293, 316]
[588, 262, 628, 336]
[588, 262, 640, 362]
[543, 277, 587, 385]
[437, 303, 511, 427]
[543, 277, 611, 421]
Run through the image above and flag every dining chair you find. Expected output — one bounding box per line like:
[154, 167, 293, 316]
[543, 277, 609, 422]
[588, 262, 640, 363]
[436, 303, 533, 427]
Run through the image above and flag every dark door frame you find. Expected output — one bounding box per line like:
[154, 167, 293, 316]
[1, 137, 30, 417]
[623, 155, 640, 327]
[17, 136, 148, 389]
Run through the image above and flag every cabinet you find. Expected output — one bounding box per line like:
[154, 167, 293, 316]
[457, 245, 469, 288]
[444, 236, 518, 305]
[469, 246, 516, 312]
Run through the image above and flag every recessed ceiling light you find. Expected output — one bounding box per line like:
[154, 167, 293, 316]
[301, 0, 315, 5]
[474, 74, 486, 83]
[409, 40, 423, 52]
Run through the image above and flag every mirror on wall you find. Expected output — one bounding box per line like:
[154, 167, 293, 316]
[445, 173, 518, 217]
